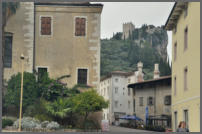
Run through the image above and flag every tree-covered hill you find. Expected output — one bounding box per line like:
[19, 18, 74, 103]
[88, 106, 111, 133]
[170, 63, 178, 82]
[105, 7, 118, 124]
[101, 24, 171, 80]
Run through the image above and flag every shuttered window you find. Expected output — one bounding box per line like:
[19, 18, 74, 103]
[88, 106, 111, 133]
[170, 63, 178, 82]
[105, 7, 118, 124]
[77, 69, 87, 85]
[41, 17, 51, 35]
[75, 17, 86, 36]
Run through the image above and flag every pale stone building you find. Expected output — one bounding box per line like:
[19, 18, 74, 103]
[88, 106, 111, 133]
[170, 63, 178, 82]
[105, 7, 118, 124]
[128, 64, 171, 128]
[122, 22, 135, 40]
[3, 2, 103, 89]
[99, 62, 144, 125]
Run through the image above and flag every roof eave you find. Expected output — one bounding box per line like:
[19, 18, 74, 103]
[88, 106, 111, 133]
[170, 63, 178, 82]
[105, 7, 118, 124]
[164, 2, 188, 31]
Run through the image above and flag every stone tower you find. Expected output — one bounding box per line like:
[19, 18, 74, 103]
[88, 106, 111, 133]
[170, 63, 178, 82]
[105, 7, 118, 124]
[122, 22, 135, 40]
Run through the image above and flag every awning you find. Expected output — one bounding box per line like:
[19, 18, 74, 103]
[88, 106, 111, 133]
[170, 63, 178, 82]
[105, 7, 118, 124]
[119, 115, 143, 121]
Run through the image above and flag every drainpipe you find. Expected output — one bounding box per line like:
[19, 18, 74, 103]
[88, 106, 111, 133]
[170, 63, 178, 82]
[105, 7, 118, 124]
[33, 3, 36, 73]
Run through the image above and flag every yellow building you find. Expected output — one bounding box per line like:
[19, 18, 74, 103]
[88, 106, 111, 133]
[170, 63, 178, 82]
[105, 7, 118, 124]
[165, 2, 200, 132]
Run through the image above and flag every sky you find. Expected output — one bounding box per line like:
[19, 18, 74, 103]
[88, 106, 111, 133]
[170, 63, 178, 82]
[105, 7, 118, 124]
[92, 2, 174, 64]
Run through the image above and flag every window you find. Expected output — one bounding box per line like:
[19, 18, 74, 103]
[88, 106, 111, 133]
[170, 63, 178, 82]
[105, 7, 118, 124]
[115, 87, 118, 94]
[103, 113, 105, 120]
[174, 111, 178, 131]
[38, 67, 48, 82]
[115, 101, 118, 108]
[184, 109, 189, 129]
[107, 113, 109, 120]
[41, 17, 51, 35]
[75, 17, 86, 36]
[184, 67, 188, 90]
[128, 88, 131, 96]
[139, 97, 143, 106]
[174, 25, 177, 34]
[184, 27, 188, 50]
[4, 34, 13, 68]
[174, 76, 177, 95]
[115, 78, 118, 82]
[147, 97, 154, 106]
[128, 101, 130, 109]
[77, 69, 87, 85]
[133, 99, 135, 112]
[104, 88, 106, 96]
[107, 87, 109, 94]
[128, 78, 131, 83]
[184, 4, 188, 18]
[174, 42, 177, 61]
[164, 95, 171, 105]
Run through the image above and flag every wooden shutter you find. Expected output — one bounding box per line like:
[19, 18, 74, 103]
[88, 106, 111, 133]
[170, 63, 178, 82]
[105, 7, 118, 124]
[41, 17, 51, 35]
[75, 17, 86, 36]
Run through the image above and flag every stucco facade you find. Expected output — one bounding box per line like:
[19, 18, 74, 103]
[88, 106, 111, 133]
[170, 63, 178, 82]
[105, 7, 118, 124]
[3, 2, 103, 90]
[99, 72, 134, 125]
[99, 62, 144, 125]
[128, 76, 171, 127]
[165, 2, 200, 132]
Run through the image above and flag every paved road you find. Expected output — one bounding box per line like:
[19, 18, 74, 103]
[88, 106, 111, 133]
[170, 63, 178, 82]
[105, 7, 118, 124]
[109, 125, 152, 132]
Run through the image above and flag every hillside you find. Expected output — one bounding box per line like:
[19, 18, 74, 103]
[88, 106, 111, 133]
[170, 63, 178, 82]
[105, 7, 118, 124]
[101, 24, 171, 80]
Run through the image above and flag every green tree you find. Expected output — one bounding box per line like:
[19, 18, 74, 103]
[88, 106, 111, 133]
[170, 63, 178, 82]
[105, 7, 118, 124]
[71, 90, 109, 127]
[4, 72, 38, 112]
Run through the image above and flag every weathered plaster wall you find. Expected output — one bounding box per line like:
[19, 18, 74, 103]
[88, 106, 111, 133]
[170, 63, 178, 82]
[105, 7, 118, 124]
[34, 5, 102, 89]
[134, 84, 171, 122]
[4, 2, 34, 80]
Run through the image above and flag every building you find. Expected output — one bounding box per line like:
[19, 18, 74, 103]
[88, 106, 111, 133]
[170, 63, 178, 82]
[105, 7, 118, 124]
[122, 22, 135, 40]
[165, 2, 200, 132]
[99, 62, 144, 125]
[3, 2, 103, 89]
[128, 64, 171, 128]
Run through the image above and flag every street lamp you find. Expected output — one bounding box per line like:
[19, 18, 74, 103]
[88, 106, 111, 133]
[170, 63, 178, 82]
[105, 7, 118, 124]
[18, 54, 24, 132]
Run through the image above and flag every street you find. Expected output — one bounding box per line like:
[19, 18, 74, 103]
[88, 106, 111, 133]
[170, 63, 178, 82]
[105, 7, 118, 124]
[109, 125, 152, 132]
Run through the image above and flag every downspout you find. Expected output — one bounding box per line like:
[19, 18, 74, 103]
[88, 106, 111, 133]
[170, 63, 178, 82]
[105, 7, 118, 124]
[33, 3, 36, 73]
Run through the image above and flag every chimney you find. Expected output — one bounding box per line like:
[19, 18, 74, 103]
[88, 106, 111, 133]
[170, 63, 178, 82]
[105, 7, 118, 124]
[137, 61, 143, 72]
[153, 64, 160, 79]
[137, 61, 144, 82]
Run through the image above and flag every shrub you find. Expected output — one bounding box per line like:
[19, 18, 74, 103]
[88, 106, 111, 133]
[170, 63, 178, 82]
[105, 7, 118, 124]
[145, 125, 165, 132]
[2, 118, 13, 128]
[46, 121, 60, 130]
[13, 117, 40, 129]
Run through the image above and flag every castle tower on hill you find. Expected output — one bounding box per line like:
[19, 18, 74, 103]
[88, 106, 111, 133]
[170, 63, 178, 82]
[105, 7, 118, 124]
[122, 22, 135, 40]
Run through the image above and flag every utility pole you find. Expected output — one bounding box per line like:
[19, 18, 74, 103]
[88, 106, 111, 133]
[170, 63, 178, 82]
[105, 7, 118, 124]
[18, 54, 24, 132]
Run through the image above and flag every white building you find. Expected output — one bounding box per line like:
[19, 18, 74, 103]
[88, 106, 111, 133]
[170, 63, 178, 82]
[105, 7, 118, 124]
[99, 62, 144, 125]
